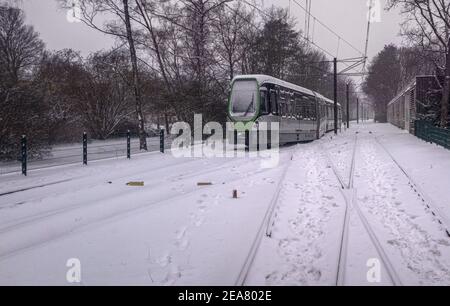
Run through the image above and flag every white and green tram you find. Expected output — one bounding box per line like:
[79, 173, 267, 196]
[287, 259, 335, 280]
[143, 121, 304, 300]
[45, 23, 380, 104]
[228, 75, 342, 145]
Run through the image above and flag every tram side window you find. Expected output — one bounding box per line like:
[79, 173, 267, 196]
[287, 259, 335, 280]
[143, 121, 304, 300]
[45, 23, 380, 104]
[295, 94, 312, 120]
[260, 89, 268, 115]
[294, 93, 302, 119]
[284, 91, 291, 118]
[305, 95, 317, 121]
[279, 91, 286, 118]
[290, 92, 296, 118]
[270, 90, 278, 115]
[312, 99, 318, 120]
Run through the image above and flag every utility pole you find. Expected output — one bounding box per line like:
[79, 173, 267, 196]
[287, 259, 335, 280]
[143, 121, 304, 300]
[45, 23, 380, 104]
[334, 58, 338, 134]
[357, 98, 359, 124]
[346, 83, 350, 129]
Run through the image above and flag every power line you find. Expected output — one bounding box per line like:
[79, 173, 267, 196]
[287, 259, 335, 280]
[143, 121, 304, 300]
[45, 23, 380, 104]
[239, 0, 335, 59]
[241, 0, 365, 74]
[226, 1, 366, 82]
[291, 0, 365, 57]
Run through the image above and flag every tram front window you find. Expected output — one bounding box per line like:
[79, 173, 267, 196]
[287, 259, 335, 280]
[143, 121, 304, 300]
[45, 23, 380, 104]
[230, 80, 258, 118]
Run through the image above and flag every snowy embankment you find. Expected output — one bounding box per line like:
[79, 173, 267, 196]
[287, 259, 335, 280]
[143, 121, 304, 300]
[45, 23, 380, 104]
[0, 147, 294, 285]
[1, 123, 450, 286]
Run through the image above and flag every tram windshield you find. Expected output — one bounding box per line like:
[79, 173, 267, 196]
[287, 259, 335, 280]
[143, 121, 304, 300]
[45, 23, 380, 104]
[230, 80, 258, 118]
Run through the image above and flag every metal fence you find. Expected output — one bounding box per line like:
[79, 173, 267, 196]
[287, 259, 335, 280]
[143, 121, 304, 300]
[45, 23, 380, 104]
[415, 120, 450, 150]
[0, 130, 171, 176]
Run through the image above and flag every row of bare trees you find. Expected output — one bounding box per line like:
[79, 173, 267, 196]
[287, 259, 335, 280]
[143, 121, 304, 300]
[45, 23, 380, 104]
[0, 5, 158, 159]
[364, 0, 449, 126]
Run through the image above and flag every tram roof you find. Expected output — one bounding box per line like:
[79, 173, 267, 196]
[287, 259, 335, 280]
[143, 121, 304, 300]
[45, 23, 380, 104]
[233, 75, 313, 95]
[232, 74, 339, 107]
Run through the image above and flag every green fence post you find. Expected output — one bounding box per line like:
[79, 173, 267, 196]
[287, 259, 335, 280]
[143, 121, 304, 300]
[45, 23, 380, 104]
[127, 130, 131, 159]
[160, 129, 165, 153]
[21, 135, 27, 176]
[83, 132, 87, 165]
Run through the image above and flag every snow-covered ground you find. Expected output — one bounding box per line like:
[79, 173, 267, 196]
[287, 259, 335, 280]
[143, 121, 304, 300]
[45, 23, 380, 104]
[0, 123, 450, 285]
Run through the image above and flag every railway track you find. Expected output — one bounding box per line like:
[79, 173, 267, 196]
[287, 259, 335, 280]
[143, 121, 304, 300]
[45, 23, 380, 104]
[235, 146, 297, 286]
[374, 136, 450, 237]
[322, 134, 403, 286]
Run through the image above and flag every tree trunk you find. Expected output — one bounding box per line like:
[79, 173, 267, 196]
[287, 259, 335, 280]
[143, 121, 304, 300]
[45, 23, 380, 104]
[164, 112, 170, 134]
[123, 0, 147, 150]
[441, 40, 450, 128]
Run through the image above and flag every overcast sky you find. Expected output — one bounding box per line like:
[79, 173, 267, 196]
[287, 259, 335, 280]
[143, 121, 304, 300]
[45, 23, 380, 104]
[18, 0, 404, 72]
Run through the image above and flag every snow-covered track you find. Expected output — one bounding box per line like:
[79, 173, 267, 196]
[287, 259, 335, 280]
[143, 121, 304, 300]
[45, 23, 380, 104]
[374, 136, 450, 237]
[323, 134, 402, 286]
[235, 147, 297, 286]
[336, 135, 357, 285]
[0, 178, 76, 197]
[349, 188, 403, 286]
[321, 135, 356, 285]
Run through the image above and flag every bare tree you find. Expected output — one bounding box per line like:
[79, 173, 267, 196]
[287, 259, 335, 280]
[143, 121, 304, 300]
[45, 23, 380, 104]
[133, 0, 186, 124]
[388, 0, 450, 127]
[36, 49, 85, 143]
[58, 0, 148, 149]
[0, 6, 44, 84]
[123, 0, 147, 149]
[0, 6, 48, 160]
[211, 1, 256, 82]
[77, 50, 136, 139]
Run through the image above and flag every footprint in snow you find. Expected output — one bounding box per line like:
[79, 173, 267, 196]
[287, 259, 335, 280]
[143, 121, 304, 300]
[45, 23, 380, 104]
[176, 227, 187, 240]
[194, 216, 205, 227]
[163, 265, 182, 285]
[307, 268, 322, 281]
[157, 253, 172, 268]
[176, 238, 189, 250]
